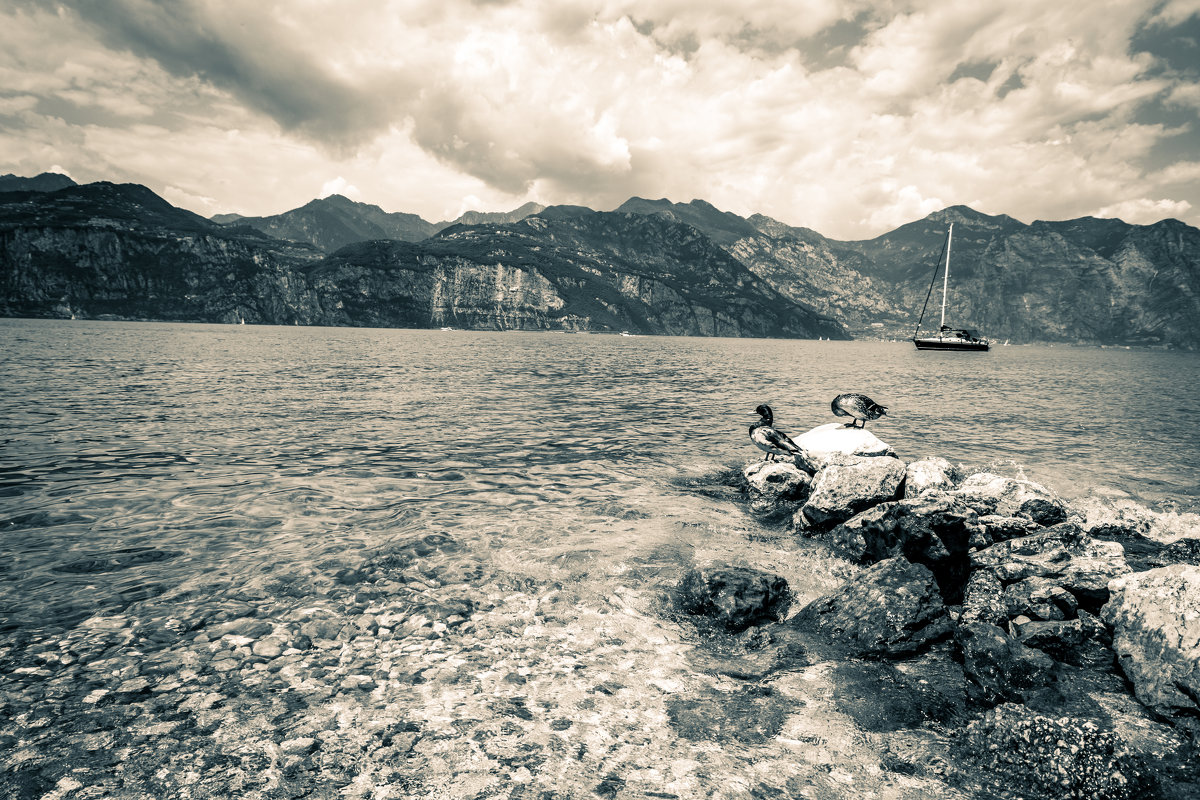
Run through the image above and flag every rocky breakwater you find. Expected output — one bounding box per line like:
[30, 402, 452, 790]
[707, 426, 1200, 799]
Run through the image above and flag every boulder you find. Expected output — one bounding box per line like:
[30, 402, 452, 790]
[790, 557, 952, 658]
[823, 493, 984, 602]
[957, 622, 1057, 705]
[1103, 565, 1200, 725]
[793, 455, 906, 531]
[675, 566, 792, 632]
[954, 473, 1068, 526]
[1013, 618, 1084, 662]
[903, 456, 962, 499]
[959, 569, 1007, 628]
[977, 514, 1042, 545]
[1002, 576, 1079, 622]
[970, 523, 1131, 611]
[962, 704, 1155, 800]
[742, 461, 811, 520]
[794, 422, 895, 465]
[824, 502, 896, 562]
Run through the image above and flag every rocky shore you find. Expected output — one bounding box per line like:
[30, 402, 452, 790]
[3, 424, 1199, 800]
[682, 425, 1200, 799]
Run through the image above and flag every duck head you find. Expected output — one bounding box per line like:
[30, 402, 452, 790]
[753, 404, 773, 423]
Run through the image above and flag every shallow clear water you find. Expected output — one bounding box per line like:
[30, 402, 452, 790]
[1, 319, 1198, 629]
[2, 319, 1199, 797]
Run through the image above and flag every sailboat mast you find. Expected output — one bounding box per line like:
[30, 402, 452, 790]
[939, 223, 952, 329]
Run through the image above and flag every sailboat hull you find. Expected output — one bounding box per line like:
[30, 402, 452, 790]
[913, 337, 989, 351]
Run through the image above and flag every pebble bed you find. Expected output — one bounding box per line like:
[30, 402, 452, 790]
[0, 518, 977, 800]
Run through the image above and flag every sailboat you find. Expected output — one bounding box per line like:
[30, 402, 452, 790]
[912, 223, 989, 351]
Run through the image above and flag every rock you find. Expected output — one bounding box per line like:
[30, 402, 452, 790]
[1103, 565, 1200, 726]
[957, 622, 1057, 705]
[279, 736, 320, 755]
[251, 637, 286, 658]
[794, 422, 896, 464]
[970, 523, 1131, 611]
[954, 473, 1068, 526]
[794, 455, 906, 531]
[742, 461, 811, 520]
[959, 569, 1006, 628]
[115, 677, 151, 694]
[790, 557, 952, 658]
[208, 617, 272, 639]
[1013, 618, 1084, 661]
[675, 566, 792, 632]
[1090, 527, 1200, 573]
[666, 684, 791, 744]
[825, 502, 896, 561]
[1002, 576, 1079, 621]
[823, 493, 984, 602]
[299, 618, 343, 641]
[962, 703, 1155, 800]
[340, 674, 376, 691]
[903, 457, 962, 498]
[977, 514, 1042, 544]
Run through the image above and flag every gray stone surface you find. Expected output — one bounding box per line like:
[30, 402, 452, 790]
[792, 557, 952, 658]
[1103, 564, 1200, 725]
[794, 455, 906, 531]
[970, 523, 1130, 611]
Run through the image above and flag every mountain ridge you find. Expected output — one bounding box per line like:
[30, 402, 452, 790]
[2, 176, 1197, 347]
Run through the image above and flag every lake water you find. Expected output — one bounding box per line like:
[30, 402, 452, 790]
[2, 318, 1199, 798]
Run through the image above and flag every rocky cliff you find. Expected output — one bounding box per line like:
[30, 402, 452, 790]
[832, 206, 1200, 347]
[3, 180, 1198, 346]
[0, 182, 321, 323]
[299, 208, 847, 337]
[618, 200, 1200, 348]
[0, 183, 845, 338]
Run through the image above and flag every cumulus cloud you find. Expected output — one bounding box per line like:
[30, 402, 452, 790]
[1097, 197, 1192, 223]
[2, 0, 1197, 237]
[319, 177, 361, 200]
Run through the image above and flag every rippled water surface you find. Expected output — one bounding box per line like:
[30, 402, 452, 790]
[2, 319, 1199, 798]
[2, 318, 1198, 630]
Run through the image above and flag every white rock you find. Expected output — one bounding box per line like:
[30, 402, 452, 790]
[904, 457, 961, 498]
[954, 473, 1067, 525]
[743, 460, 810, 506]
[796, 455, 907, 530]
[1103, 565, 1200, 720]
[794, 423, 895, 466]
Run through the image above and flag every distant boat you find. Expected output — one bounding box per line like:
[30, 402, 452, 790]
[912, 223, 990, 352]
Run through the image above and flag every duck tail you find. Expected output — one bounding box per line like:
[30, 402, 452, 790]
[792, 448, 818, 475]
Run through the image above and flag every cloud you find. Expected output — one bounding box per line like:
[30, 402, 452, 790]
[55, 0, 414, 149]
[319, 177, 361, 200]
[2, 0, 1197, 237]
[1097, 196, 1192, 223]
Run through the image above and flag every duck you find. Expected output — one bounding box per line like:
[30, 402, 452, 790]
[749, 404, 815, 471]
[830, 393, 887, 428]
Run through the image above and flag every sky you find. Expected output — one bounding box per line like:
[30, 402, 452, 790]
[1, 0, 1198, 239]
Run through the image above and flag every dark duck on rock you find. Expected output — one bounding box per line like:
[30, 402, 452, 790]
[749, 404, 816, 471]
[831, 393, 887, 428]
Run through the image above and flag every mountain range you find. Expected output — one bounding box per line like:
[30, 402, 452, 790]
[2, 174, 1197, 348]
